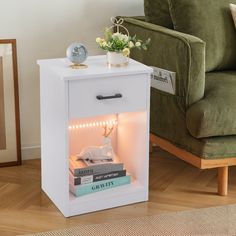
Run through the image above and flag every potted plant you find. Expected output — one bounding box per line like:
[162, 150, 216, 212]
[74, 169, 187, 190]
[96, 18, 150, 67]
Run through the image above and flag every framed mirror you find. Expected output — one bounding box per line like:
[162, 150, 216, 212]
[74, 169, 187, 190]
[0, 39, 21, 167]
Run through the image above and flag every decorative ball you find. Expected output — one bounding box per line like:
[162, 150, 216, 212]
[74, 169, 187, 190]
[66, 43, 88, 64]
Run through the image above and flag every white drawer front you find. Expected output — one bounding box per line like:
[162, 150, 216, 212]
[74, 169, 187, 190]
[68, 75, 148, 119]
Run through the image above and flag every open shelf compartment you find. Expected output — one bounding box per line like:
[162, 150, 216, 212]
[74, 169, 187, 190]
[67, 111, 149, 216]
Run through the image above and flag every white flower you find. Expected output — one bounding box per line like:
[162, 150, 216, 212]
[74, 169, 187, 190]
[102, 41, 108, 47]
[112, 32, 129, 42]
[122, 48, 130, 56]
[96, 37, 101, 43]
[112, 32, 121, 39]
[129, 41, 134, 48]
[98, 38, 105, 46]
[135, 42, 141, 47]
[121, 34, 129, 42]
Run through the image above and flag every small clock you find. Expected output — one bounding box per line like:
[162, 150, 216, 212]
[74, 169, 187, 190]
[66, 43, 88, 69]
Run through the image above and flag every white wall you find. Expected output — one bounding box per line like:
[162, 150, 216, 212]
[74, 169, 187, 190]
[0, 0, 144, 159]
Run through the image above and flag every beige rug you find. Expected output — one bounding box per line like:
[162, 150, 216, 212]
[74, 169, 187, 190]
[22, 204, 236, 236]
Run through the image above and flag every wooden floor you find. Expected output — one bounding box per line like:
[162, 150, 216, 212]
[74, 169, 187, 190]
[1, 148, 236, 236]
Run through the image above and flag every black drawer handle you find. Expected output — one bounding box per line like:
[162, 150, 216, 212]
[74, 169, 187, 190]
[96, 93, 122, 100]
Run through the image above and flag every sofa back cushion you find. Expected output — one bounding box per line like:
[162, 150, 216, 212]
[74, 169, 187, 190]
[144, 0, 173, 28]
[169, 0, 236, 72]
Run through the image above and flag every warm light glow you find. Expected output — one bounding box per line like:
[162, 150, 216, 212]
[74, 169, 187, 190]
[68, 120, 118, 130]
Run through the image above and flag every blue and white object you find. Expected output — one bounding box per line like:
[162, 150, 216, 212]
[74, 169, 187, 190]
[66, 43, 88, 64]
[70, 175, 131, 197]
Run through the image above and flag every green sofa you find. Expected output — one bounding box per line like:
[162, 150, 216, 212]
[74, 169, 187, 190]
[122, 0, 236, 195]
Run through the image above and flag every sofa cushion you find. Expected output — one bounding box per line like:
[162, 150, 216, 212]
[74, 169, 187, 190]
[169, 0, 236, 72]
[186, 71, 236, 138]
[151, 87, 236, 159]
[144, 0, 173, 28]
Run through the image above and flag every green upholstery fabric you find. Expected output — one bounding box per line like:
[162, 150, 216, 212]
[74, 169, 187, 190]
[151, 88, 236, 159]
[187, 71, 236, 138]
[144, 0, 173, 28]
[169, 0, 236, 72]
[122, 17, 205, 108]
[123, 16, 236, 159]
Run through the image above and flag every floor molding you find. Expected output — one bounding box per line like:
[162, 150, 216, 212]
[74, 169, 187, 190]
[21, 145, 41, 160]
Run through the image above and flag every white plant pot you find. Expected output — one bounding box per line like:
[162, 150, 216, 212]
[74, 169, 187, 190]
[107, 51, 129, 67]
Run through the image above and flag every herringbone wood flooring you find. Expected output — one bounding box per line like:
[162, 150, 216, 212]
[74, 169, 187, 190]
[0, 148, 236, 236]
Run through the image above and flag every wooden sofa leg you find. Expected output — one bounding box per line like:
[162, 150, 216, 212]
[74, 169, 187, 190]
[149, 141, 153, 154]
[218, 166, 228, 196]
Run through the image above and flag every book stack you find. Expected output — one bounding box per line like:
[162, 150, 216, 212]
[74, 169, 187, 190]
[69, 155, 131, 197]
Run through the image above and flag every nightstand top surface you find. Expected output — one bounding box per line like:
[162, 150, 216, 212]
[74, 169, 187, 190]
[37, 55, 152, 81]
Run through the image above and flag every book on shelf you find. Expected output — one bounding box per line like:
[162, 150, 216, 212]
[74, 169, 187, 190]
[69, 155, 124, 177]
[69, 169, 127, 185]
[70, 175, 131, 197]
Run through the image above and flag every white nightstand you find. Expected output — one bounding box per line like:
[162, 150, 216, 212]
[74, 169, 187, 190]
[37, 55, 153, 217]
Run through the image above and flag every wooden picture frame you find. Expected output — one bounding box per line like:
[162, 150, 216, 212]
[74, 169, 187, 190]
[0, 39, 21, 167]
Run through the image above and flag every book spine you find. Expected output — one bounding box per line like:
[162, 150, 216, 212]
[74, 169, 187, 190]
[74, 170, 127, 185]
[70, 175, 131, 197]
[73, 163, 124, 177]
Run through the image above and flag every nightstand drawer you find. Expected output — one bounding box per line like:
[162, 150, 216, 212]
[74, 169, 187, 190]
[68, 75, 148, 119]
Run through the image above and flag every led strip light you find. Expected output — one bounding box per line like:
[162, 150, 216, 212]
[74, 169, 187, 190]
[68, 120, 118, 130]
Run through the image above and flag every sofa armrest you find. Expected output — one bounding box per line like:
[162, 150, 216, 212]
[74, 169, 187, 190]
[122, 17, 206, 108]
